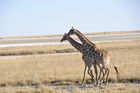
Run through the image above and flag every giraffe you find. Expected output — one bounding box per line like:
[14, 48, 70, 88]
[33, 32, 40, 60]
[60, 33, 102, 85]
[67, 27, 119, 84]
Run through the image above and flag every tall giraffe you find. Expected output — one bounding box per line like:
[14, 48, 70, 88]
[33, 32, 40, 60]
[67, 27, 118, 83]
[60, 33, 102, 85]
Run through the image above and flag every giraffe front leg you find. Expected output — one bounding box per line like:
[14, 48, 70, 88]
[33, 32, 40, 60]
[81, 65, 87, 85]
[87, 66, 95, 83]
[93, 64, 98, 85]
[90, 69, 95, 83]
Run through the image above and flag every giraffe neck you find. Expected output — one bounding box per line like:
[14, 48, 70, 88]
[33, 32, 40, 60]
[66, 36, 84, 53]
[74, 30, 96, 47]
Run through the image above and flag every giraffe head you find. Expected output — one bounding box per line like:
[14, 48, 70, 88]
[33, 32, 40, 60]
[60, 33, 68, 42]
[67, 26, 76, 36]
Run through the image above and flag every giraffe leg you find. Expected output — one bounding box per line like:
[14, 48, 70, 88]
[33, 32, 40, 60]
[87, 67, 95, 82]
[93, 64, 98, 84]
[81, 65, 87, 85]
[105, 67, 110, 84]
[90, 69, 95, 82]
[103, 68, 108, 83]
[100, 67, 107, 83]
[97, 64, 103, 82]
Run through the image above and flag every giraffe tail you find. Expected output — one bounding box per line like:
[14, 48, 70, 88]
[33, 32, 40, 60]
[110, 58, 119, 75]
[114, 66, 119, 75]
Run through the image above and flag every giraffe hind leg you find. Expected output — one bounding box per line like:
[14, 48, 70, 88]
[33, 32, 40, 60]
[105, 67, 110, 84]
[100, 67, 107, 84]
[97, 64, 104, 84]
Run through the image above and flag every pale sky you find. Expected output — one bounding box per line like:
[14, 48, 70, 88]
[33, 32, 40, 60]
[0, 0, 140, 37]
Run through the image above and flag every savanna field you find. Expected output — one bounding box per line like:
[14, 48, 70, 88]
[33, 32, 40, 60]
[0, 32, 140, 93]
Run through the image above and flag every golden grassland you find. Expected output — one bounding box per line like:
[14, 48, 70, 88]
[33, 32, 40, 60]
[0, 40, 140, 93]
[0, 45, 140, 85]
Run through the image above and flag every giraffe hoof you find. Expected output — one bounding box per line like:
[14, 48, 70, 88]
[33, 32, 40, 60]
[102, 80, 106, 84]
[98, 82, 102, 86]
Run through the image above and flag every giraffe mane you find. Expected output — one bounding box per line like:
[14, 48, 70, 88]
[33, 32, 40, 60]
[75, 30, 97, 47]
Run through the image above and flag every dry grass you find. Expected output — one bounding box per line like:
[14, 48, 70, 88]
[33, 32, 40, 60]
[0, 87, 67, 93]
[0, 40, 140, 56]
[0, 40, 140, 92]
[0, 44, 74, 56]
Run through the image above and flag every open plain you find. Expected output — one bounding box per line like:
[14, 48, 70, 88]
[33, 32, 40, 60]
[0, 31, 140, 93]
